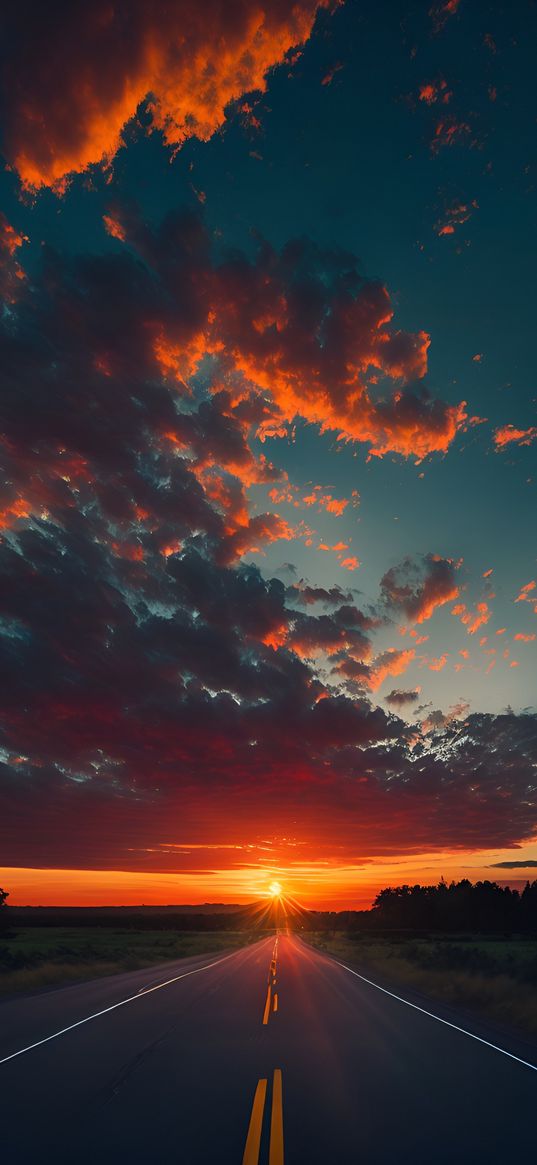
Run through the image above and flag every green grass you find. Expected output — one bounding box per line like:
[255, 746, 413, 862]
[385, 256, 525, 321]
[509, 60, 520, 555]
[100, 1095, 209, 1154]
[0, 928, 261, 995]
[307, 933, 537, 1037]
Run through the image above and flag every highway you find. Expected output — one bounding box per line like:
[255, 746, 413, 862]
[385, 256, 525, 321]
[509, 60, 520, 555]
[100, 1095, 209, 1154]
[1, 932, 536, 1163]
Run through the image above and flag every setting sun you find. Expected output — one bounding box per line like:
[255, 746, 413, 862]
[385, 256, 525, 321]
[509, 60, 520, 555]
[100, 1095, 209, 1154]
[268, 880, 283, 898]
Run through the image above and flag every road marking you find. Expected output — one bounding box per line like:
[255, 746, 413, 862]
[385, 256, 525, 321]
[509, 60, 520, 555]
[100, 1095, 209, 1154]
[242, 1078, 267, 1165]
[332, 956, 537, 1073]
[262, 984, 272, 1025]
[269, 1069, 284, 1165]
[0, 948, 246, 1068]
[273, 993, 278, 1013]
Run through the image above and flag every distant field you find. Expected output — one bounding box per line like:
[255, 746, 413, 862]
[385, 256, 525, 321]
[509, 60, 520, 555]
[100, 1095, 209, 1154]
[0, 928, 260, 995]
[307, 932, 537, 1037]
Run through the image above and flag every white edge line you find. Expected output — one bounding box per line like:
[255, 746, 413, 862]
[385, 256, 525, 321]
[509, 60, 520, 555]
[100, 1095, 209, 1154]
[330, 955, 537, 1073]
[0, 948, 240, 1068]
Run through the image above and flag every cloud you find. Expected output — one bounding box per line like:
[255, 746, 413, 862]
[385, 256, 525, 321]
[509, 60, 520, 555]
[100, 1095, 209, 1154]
[1, 0, 329, 190]
[385, 687, 421, 708]
[419, 78, 451, 106]
[435, 201, 477, 238]
[494, 425, 537, 449]
[515, 581, 537, 613]
[421, 699, 469, 733]
[0, 212, 27, 302]
[366, 648, 415, 691]
[429, 0, 461, 34]
[380, 553, 460, 624]
[2, 200, 537, 872]
[431, 117, 471, 153]
[451, 600, 491, 635]
[428, 653, 448, 671]
[287, 583, 355, 607]
[490, 861, 537, 869]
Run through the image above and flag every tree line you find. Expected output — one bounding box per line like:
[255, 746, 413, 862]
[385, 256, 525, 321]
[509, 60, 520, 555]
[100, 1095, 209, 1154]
[368, 878, 537, 933]
[2, 879, 537, 934]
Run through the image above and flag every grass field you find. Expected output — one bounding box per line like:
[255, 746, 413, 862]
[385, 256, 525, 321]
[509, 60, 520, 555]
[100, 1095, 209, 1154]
[0, 928, 259, 995]
[307, 932, 537, 1037]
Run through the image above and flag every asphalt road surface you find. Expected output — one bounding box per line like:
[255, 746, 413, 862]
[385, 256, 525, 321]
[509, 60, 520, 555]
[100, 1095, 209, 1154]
[1, 932, 536, 1163]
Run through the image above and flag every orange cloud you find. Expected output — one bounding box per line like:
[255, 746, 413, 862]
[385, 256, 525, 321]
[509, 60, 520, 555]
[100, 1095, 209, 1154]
[3, 1, 328, 190]
[0, 496, 31, 529]
[220, 512, 295, 563]
[451, 600, 491, 635]
[0, 211, 27, 302]
[301, 486, 350, 516]
[368, 648, 415, 691]
[514, 581, 537, 613]
[340, 556, 360, 571]
[103, 214, 127, 242]
[494, 425, 537, 449]
[382, 554, 461, 624]
[428, 653, 448, 671]
[514, 633, 536, 642]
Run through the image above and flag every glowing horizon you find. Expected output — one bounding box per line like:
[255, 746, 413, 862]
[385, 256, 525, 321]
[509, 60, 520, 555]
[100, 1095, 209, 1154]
[3, 838, 537, 911]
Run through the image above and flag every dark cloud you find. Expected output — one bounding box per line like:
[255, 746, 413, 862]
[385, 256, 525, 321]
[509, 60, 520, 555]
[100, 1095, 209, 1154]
[380, 553, 461, 624]
[490, 861, 537, 869]
[385, 688, 421, 708]
[0, 200, 536, 873]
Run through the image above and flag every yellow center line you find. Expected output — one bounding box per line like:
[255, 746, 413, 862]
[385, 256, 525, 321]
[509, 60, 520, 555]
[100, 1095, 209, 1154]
[269, 1069, 284, 1165]
[273, 993, 278, 1013]
[262, 984, 272, 1025]
[242, 1078, 267, 1165]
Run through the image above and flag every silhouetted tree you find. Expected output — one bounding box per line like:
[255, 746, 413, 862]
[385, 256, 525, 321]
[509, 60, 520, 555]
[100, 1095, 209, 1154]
[0, 887, 8, 934]
[370, 878, 537, 934]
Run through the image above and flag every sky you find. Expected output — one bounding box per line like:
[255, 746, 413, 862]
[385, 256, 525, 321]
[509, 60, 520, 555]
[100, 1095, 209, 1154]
[0, 0, 536, 910]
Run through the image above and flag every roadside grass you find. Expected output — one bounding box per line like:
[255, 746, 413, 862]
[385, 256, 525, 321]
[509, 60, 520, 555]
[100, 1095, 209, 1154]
[0, 928, 261, 995]
[307, 933, 537, 1037]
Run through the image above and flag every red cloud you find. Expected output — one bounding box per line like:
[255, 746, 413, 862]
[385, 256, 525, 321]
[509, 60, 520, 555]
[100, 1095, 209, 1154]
[429, 0, 461, 33]
[494, 424, 537, 449]
[2, 0, 328, 190]
[514, 633, 536, 643]
[435, 201, 477, 237]
[419, 79, 451, 105]
[431, 118, 471, 153]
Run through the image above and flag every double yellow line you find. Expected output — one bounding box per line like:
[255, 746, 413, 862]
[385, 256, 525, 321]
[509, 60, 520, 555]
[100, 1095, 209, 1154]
[242, 1069, 284, 1165]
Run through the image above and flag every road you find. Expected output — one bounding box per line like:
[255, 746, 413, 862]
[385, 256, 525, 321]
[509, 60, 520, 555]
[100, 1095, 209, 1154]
[1, 932, 536, 1163]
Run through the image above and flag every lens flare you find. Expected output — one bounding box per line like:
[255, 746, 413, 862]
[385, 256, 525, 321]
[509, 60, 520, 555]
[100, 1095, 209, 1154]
[268, 880, 283, 897]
